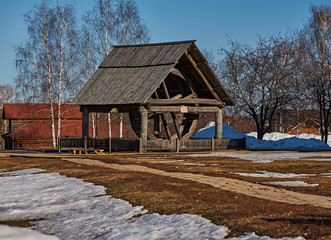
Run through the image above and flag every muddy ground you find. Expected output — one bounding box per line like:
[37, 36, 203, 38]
[0, 151, 330, 239]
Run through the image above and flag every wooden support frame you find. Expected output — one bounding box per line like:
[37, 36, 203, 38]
[140, 107, 148, 141]
[146, 98, 224, 106]
[82, 107, 89, 138]
[161, 80, 182, 139]
[148, 106, 219, 113]
[215, 108, 223, 139]
[184, 51, 221, 101]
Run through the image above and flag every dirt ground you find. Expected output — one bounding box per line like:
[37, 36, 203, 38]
[0, 151, 331, 239]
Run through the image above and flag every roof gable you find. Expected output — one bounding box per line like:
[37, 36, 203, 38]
[72, 40, 234, 106]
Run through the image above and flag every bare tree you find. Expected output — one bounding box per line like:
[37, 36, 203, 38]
[15, 1, 82, 148]
[114, 0, 150, 45]
[299, 5, 331, 143]
[220, 35, 298, 139]
[0, 85, 18, 149]
[52, 3, 82, 141]
[83, 0, 150, 138]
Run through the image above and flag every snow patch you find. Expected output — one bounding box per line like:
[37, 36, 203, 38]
[0, 225, 60, 240]
[263, 181, 319, 187]
[231, 171, 316, 178]
[194, 122, 331, 151]
[190, 151, 331, 163]
[0, 169, 304, 240]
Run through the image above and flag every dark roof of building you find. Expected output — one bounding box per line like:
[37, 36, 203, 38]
[72, 40, 234, 106]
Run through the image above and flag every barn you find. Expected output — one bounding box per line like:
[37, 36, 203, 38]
[2, 103, 82, 150]
[66, 40, 235, 152]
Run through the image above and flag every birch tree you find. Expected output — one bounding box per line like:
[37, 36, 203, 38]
[83, 0, 150, 138]
[299, 5, 331, 143]
[15, 1, 82, 148]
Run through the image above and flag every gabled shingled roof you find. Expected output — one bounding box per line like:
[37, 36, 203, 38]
[72, 40, 234, 106]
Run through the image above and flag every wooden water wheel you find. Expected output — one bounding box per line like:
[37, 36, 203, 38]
[129, 109, 199, 141]
[129, 67, 201, 141]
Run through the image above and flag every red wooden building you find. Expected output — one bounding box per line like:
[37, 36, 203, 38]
[2, 103, 82, 150]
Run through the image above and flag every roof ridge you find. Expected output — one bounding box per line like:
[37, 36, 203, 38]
[112, 40, 196, 48]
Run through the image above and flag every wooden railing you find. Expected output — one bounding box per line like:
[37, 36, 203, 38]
[58, 137, 246, 154]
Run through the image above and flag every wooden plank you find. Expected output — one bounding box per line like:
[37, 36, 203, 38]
[184, 51, 221, 101]
[82, 108, 89, 138]
[162, 80, 182, 139]
[149, 106, 219, 113]
[146, 98, 224, 106]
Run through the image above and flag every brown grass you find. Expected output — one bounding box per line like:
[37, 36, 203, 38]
[0, 153, 330, 239]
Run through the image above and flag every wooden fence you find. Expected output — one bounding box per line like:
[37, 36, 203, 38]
[58, 137, 246, 154]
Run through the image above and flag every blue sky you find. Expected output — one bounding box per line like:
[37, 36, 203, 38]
[0, 0, 329, 86]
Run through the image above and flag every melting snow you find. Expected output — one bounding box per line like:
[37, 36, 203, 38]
[231, 171, 316, 178]
[194, 122, 331, 151]
[263, 181, 319, 187]
[0, 169, 304, 240]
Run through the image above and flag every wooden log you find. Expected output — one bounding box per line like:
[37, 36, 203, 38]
[140, 107, 148, 141]
[215, 108, 223, 139]
[57, 137, 61, 154]
[82, 108, 89, 138]
[108, 138, 112, 154]
[149, 106, 219, 113]
[162, 80, 181, 139]
[184, 52, 221, 101]
[146, 98, 224, 106]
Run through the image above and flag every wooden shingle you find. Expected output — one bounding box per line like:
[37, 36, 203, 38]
[72, 40, 234, 106]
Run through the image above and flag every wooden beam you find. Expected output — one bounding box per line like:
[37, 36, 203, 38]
[82, 107, 89, 138]
[153, 89, 171, 140]
[80, 105, 113, 113]
[146, 98, 224, 106]
[149, 106, 219, 113]
[140, 107, 148, 141]
[175, 66, 197, 94]
[184, 51, 221, 101]
[161, 80, 182, 139]
[215, 108, 223, 139]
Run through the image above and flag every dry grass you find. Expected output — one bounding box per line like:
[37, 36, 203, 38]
[0, 153, 330, 239]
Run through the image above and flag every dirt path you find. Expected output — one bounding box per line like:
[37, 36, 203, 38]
[62, 157, 331, 209]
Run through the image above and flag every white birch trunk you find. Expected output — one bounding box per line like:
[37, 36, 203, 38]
[119, 112, 123, 138]
[108, 112, 111, 138]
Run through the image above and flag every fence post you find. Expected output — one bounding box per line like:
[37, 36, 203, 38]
[176, 138, 180, 153]
[211, 138, 215, 151]
[84, 136, 88, 154]
[57, 137, 61, 154]
[139, 138, 143, 153]
[108, 138, 112, 154]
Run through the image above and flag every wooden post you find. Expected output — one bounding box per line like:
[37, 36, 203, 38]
[139, 138, 143, 153]
[57, 137, 61, 154]
[215, 108, 223, 139]
[154, 114, 161, 136]
[211, 138, 215, 151]
[176, 138, 180, 153]
[140, 107, 148, 142]
[84, 136, 88, 154]
[82, 107, 89, 139]
[108, 138, 112, 154]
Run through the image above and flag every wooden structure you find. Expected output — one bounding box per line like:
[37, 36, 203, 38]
[2, 103, 82, 150]
[71, 40, 235, 152]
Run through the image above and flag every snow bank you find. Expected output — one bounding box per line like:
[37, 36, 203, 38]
[0, 225, 60, 240]
[263, 181, 319, 187]
[231, 171, 316, 178]
[0, 169, 304, 240]
[194, 122, 331, 151]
